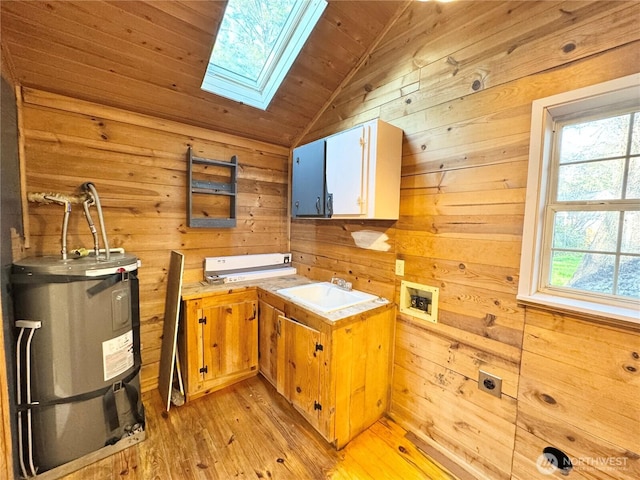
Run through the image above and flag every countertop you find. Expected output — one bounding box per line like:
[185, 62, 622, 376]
[181, 274, 392, 322]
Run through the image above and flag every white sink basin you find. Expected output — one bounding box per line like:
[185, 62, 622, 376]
[277, 282, 378, 314]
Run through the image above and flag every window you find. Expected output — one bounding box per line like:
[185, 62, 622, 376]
[201, 0, 327, 110]
[518, 74, 640, 324]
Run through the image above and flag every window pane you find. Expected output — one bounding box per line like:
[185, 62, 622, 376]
[552, 211, 619, 252]
[549, 251, 583, 286]
[632, 114, 640, 155]
[210, 0, 298, 81]
[556, 159, 624, 201]
[560, 114, 630, 164]
[626, 158, 640, 199]
[551, 252, 615, 294]
[618, 255, 640, 299]
[621, 211, 640, 254]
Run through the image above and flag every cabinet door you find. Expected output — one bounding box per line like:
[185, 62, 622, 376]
[291, 138, 327, 217]
[279, 315, 324, 433]
[201, 299, 257, 383]
[325, 125, 368, 216]
[257, 300, 281, 387]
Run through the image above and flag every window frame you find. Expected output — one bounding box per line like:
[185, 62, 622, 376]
[201, 0, 327, 110]
[518, 74, 640, 325]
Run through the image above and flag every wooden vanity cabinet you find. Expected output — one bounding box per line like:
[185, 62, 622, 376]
[180, 290, 258, 401]
[257, 291, 395, 448]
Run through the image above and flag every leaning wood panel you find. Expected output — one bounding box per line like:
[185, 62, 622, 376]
[157, 250, 184, 412]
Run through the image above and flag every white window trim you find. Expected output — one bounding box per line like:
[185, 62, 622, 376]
[201, 0, 327, 110]
[518, 73, 640, 325]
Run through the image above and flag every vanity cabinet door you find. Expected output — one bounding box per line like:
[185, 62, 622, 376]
[278, 315, 326, 436]
[201, 299, 257, 381]
[182, 292, 258, 401]
[258, 300, 281, 387]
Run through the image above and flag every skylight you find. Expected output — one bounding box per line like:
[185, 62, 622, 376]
[202, 0, 327, 110]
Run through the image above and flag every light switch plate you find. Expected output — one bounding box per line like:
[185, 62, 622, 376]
[395, 259, 405, 276]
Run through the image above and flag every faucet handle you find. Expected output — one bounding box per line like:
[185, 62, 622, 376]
[330, 277, 352, 291]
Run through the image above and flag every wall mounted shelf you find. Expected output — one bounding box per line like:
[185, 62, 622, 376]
[187, 146, 238, 228]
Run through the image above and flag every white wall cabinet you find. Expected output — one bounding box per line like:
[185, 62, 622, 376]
[326, 119, 402, 219]
[292, 119, 402, 220]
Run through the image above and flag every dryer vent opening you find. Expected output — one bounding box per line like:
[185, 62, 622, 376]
[537, 446, 573, 476]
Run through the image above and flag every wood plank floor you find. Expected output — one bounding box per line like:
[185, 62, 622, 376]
[60, 375, 457, 479]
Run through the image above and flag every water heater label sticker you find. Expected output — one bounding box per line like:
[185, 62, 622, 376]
[102, 330, 134, 381]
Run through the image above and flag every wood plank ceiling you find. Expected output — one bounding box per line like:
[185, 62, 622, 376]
[0, 0, 407, 147]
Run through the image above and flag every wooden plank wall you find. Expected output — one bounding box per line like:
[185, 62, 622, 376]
[295, 1, 640, 479]
[0, 0, 404, 147]
[18, 88, 290, 392]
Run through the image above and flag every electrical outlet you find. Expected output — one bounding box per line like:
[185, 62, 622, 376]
[395, 259, 405, 276]
[478, 370, 502, 398]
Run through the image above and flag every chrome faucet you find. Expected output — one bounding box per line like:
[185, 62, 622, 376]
[330, 277, 353, 291]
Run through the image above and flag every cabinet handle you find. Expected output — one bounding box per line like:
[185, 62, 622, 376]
[315, 196, 321, 213]
[276, 319, 281, 337]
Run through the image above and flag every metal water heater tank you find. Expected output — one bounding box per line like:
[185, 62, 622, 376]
[11, 252, 145, 477]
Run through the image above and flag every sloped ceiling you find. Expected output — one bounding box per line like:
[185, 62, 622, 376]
[0, 0, 408, 147]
